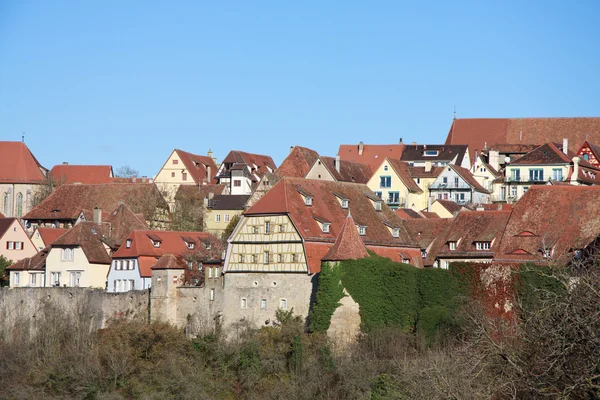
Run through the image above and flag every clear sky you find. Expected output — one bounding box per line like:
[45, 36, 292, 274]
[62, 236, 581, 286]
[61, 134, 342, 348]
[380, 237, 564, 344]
[1, 1, 599, 177]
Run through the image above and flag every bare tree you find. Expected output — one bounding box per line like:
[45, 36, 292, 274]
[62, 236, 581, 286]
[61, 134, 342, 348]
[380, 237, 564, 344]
[116, 165, 139, 178]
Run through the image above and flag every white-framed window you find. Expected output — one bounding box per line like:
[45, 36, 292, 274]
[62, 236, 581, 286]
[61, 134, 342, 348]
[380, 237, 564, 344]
[279, 224, 285, 233]
[210, 288, 215, 301]
[475, 242, 491, 250]
[449, 241, 457, 251]
[224, 214, 230, 222]
[70, 271, 81, 287]
[292, 254, 298, 263]
[264, 251, 270, 264]
[252, 226, 259, 234]
[215, 214, 221, 222]
[280, 299, 287, 309]
[265, 221, 271, 234]
[50, 272, 61, 286]
[241, 298, 247, 309]
[277, 254, 283, 263]
[341, 199, 349, 209]
[6, 241, 14, 250]
[208, 267, 213, 278]
[510, 186, 518, 198]
[358, 226, 366, 236]
[187, 242, 194, 249]
[13, 272, 19, 286]
[260, 299, 267, 310]
[126, 239, 132, 248]
[304, 196, 313, 206]
[30, 273, 37, 286]
[523, 186, 529, 195]
[322, 223, 330, 233]
[392, 228, 400, 238]
[239, 254, 245, 263]
[130, 280, 135, 290]
[234, 180, 241, 187]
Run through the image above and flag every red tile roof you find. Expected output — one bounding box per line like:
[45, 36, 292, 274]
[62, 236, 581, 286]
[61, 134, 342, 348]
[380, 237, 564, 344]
[338, 143, 404, 171]
[0, 141, 46, 183]
[305, 242, 333, 274]
[409, 166, 444, 179]
[420, 211, 440, 218]
[387, 159, 423, 193]
[323, 213, 369, 261]
[24, 183, 167, 222]
[396, 208, 424, 219]
[446, 117, 600, 162]
[175, 184, 226, 202]
[495, 186, 600, 263]
[404, 219, 453, 266]
[151, 254, 187, 271]
[222, 150, 277, 179]
[37, 227, 69, 246]
[52, 222, 112, 264]
[175, 149, 219, 185]
[100, 203, 149, 246]
[320, 157, 373, 183]
[368, 246, 423, 266]
[432, 199, 463, 215]
[0, 212, 4, 218]
[276, 146, 320, 178]
[50, 165, 114, 184]
[452, 165, 491, 193]
[7, 247, 50, 271]
[510, 143, 572, 165]
[112, 230, 214, 259]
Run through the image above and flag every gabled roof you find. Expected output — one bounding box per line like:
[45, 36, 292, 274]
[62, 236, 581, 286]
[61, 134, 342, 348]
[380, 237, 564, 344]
[577, 140, 600, 164]
[0, 218, 18, 239]
[36, 227, 69, 246]
[404, 218, 453, 266]
[222, 150, 277, 179]
[319, 156, 373, 183]
[495, 186, 600, 263]
[24, 183, 166, 221]
[208, 195, 250, 210]
[386, 159, 422, 193]
[175, 184, 225, 202]
[100, 203, 149, 246]
[52, 222, 112, 264]
[396, 208, 424, 219]
[322, 213, 369, 261]
[112, 230, 214, 259]
[338, 143, 404, 171]
[175, 149, 219, 185]
[276, 146, 320, 178]
[50, 164, 114, 184]
[452, 165, 491, 193]
[7, 247, 50, 271]
[245, 177, 417, 247]
[400, 144, 468, 165]
[151, 254, 187, 270]
[0, 141, 46, 183]
[446, 117, 600, 161]
[510, 142, 572, 165]
[432, 199, 463, 215]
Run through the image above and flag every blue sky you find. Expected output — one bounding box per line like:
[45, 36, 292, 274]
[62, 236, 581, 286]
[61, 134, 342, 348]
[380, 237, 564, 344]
[1, 1, 599, 177]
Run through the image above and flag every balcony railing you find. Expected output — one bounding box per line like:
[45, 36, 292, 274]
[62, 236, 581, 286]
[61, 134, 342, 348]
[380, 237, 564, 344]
[429, 182, 473, 190]
[504, 176, 563, 183]
[385, 198, 406, 208]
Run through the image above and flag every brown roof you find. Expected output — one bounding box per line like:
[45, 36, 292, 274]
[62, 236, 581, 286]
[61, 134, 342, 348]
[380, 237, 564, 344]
[511, 143, 572, 165]
[151, 254, 187, 270]
[7, 247, 50, 271]
[24, 183, 167, 222]
[52, 222, 112, 264]
[488, 143, 539, 154]
[175, 184, 225, 201]
[446, 117, 600, 161]
[404, 218, 453, 266]
[36, 227, 69, 246]
[276, 146, 320, 178]
[245, 177, 417, 247]
[387, 159, 422, 193]
[208, 195, 250, 210]
[320, 156, 373, 183]
[0, 218, 18, 239]
[495, 186, 600, 263]
[421, 211, 440, 218]
[112, 230, 215, 259]
[396, 208, 424, 219]
[175, 149, 219, 185]
[408, 166, 444, 178]
[401, 144, 468, 165]
[322, 213, 369, 261]
[0, 141, 46, 183]
[338, 143, 404, 171]
[221, 150, 277, 179]
[433, 199, 463, 215]
[50, 165, 113, 184]
[453, 165, 491, 193]
[100, 203, 149, 246]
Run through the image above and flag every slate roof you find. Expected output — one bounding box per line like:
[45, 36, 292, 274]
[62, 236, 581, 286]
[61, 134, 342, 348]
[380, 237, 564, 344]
[208, 195, 250, 210]
[322, 213, 369, 261]
[24, 183, 167, 221]
[175, 149, 219, 185]
[338, 143, 405, 171]
[510, 143, 573, 165]
[276, 146, 320, 178]
[446, 117, 600, 161]
[0, 141, 46, 183]
[52, 222, 112, 264]
[400, 144, 468, 165]
[50, 165, 114, 184]
[495, 186, 600, 263]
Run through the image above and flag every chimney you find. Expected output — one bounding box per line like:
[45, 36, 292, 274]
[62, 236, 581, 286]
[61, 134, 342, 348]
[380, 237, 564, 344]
[399, 137, 403, 144]
[358, 141, 364, 156]
[141, 176, 147, 182]
[427, 195, 433, 212]
[206, 165, 212, 184]
[425, 161, 432, 172]
[572, 157, 580, 185]
[562, 138, 569, 155]
[93, 207, 102, 225]
[62, 162, 68, 165]
[208, 149, 213, 159]
[474, 149, 478, 162]
[290, 146, 294, 154]
[208, 192, 215, 200]
[335, 154, 341, 173]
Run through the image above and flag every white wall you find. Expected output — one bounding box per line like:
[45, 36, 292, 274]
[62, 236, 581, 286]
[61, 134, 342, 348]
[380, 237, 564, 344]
[106, 258, 151, 292]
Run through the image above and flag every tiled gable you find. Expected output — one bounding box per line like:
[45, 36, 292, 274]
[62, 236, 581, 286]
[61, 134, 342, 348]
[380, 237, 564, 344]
[175, 149, 219, 185]
[0, 141, 46, 183]
[510, 143, 572, 165]
[51, 222, 112, 264]
[322, 213, 369, 261]
[338, 143, 404, 171]
[50, 165, 114, 184]
[276, 146, 320, 178]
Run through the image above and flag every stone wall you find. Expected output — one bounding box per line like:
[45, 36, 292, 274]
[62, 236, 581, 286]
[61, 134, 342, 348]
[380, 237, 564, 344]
[327, 288, 361, 349]
[0, 287, 149, 338]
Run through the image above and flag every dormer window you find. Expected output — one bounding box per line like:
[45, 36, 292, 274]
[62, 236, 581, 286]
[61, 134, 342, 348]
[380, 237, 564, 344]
[126, 239, 132, 248]
[392, 228, 400, 238]
[357, 226, 366, 236]
[204, 241, 212, 250]
[449, 241, 457, 251]
[152, 240, 160, 248]
[475, 242, 491, 251]
[187, 242, 195, 249]
[322, 223, 330, 234]
[305, 196, 313, 206]
[341, 199, 349, 209]
[424, 150, 439, 156]
[542, 248, 553, 258]
[421, 249, 427, 258]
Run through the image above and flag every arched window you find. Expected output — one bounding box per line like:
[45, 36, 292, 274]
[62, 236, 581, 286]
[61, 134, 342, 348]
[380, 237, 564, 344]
[16, 193, 23, 218]
[2, 193, 8, 216]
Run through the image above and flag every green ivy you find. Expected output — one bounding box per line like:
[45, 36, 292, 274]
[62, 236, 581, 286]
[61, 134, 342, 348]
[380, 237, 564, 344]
[515, 263, 565, 313]
[309, 262, 346, 332]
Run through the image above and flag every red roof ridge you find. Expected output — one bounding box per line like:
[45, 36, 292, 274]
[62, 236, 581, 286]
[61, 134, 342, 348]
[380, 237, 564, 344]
[322, 212, 369, 261]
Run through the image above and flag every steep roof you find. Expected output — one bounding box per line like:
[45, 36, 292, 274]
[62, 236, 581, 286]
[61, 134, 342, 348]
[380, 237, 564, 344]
[7, 247, 50, 271]
[446, 117, 600, 161]
[338, 143, 404, 171]
[319, 157, 373, 183]
[495, 186, 600, 263]
[208, 195, 250, 210]
[0, 218, 18, 239]
[151, 254, 187, 270]
[408, 166, 444, 179]
[577, 140, 600, 164]
[276, 146, 320, 178]
[50, 165, 114, 184]
[222, 150, 277, 179]
[112, 230, 214, 259]
[322, 213, 369, 261]
[452, 165, 491, 193]
[36, 227, 69, 246]
[396, 208, 424, 219]
[52, 222, 112, 264]
[0, 141, 46, 183]
[175, 149, 219, 185]
[100, 203, 149, 246]
[387, 159, 423, 193]
[24, 183, 166, 221]
[404, 218, 453, 266]
[401, 144, 468, 165]
[510, 142, 572, 165]
[245, 177, 417, 247]
[432, 199, 463, 215]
